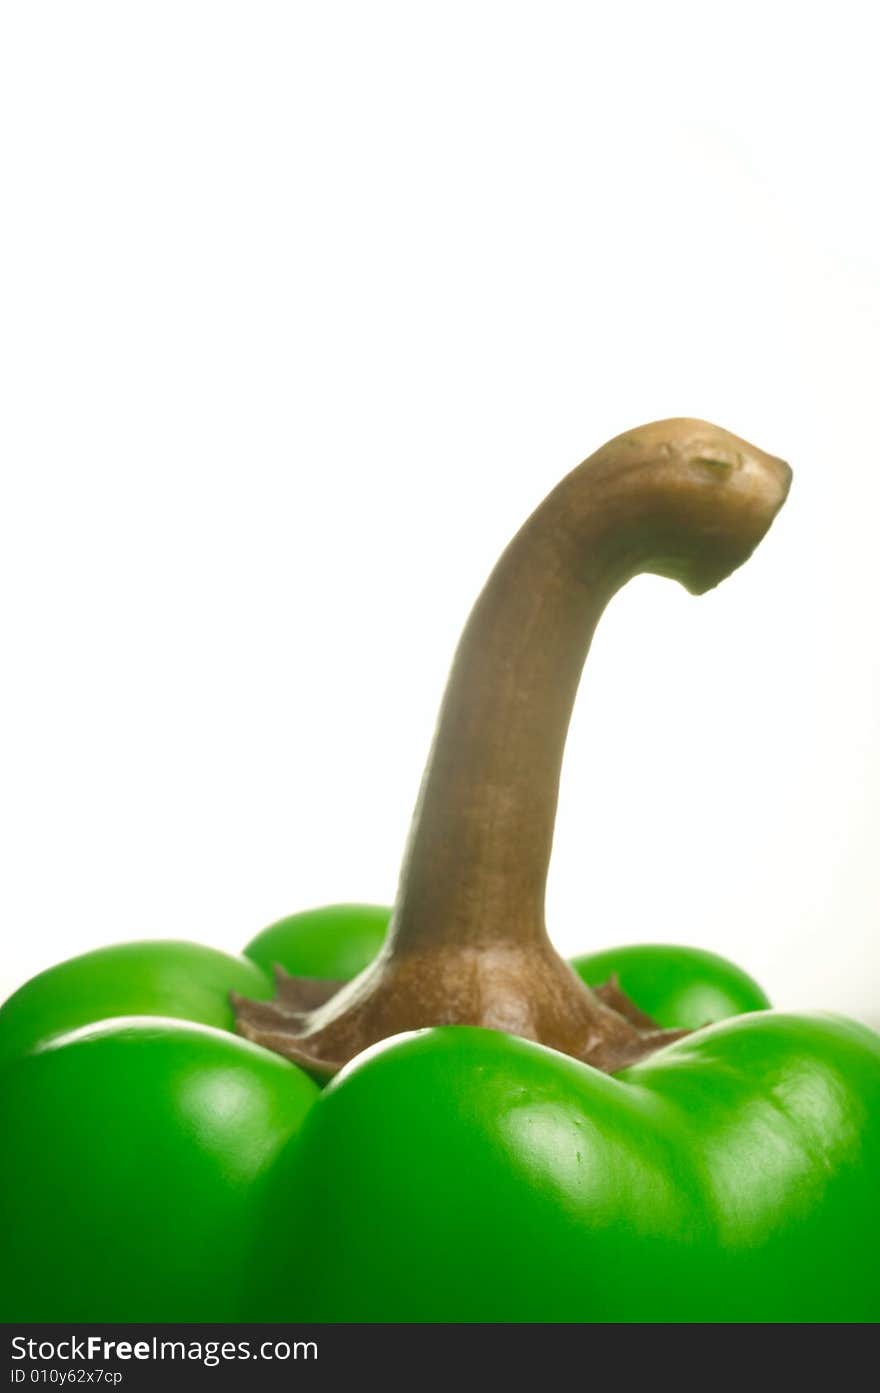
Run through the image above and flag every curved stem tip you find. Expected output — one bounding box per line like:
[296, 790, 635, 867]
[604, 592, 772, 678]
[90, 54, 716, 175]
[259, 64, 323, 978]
[234, 419, 791, 1079]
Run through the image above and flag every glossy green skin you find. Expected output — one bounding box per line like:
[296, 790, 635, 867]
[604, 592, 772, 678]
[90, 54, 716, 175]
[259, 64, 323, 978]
[2, 905, 877, 1322]
[0, 1017, 318, 1321]
[247, 1017, 880, 1322]
[244, 903, 391, 981]
[0, 912, 385, 1322]
[572, 943, 771, 1028]
[0, 939, 272, 1069]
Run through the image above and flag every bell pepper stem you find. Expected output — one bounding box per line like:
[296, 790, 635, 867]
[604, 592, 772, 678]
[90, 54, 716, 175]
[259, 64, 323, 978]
[234, 419, 791, 1079]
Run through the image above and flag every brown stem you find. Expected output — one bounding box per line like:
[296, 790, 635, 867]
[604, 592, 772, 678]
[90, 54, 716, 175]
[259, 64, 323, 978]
[234, 419, 791, 1079]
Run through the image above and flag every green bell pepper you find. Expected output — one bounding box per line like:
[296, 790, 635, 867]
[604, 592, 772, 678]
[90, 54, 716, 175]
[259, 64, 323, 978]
[1, 419, 877, 1324]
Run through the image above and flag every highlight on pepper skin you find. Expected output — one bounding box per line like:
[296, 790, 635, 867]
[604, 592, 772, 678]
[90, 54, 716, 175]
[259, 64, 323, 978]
[1, 419, 878, 1325]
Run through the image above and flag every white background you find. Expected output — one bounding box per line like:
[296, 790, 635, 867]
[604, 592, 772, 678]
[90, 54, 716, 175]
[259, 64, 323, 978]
[1, 3, 878, 1026]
